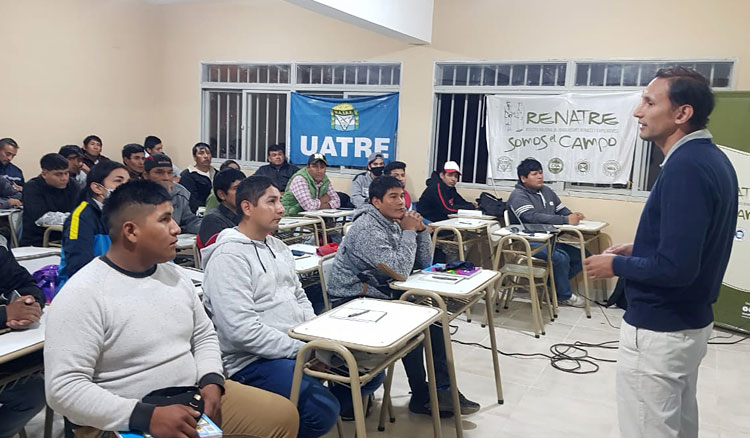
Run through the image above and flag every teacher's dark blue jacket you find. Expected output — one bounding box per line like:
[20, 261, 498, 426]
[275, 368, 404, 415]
[612, 132, 738, 332]
[58, 196, 111, 289]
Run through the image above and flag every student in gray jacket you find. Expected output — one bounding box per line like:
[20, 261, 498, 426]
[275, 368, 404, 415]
[145, 153, 202, 234]
[507, 158, 587, 307]
[201, 175, 383, 438]
[349, 152, 385, 208]
[327, 176, 480, 417]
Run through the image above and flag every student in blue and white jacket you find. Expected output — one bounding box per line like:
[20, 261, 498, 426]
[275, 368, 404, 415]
[58, 161, 130, 287]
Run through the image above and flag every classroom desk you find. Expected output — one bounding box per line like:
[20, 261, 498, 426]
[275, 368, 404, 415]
[0, 208, 22, 247]
[289, 298, 444, 438]
[277, 216, 323, 246]
[555, 220, 609, 318]
[429, 217, 498, 264]
[0, 317, 45, 365]
[447, 213, 498, 221]
[391, 269, 504, 438]
[42, 224, 64, 248]
[288, 244, 321, 274]
[11, 246, 61, 261]
[300, 209, 355, 245]
[178, 265, 204, 297]
[18, 254, 61, 275]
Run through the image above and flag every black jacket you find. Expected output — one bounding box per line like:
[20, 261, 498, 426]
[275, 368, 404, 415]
[198, 204, 240, 245]
[179, 167, 217, 213]
[254, 161, 299, 191]
[21, 176, 80, 246]
[416, 171, 475, 222]
[0, 246, 46, 329]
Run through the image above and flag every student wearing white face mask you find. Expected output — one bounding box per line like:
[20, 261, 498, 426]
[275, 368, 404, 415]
[58, 161, 130, 288]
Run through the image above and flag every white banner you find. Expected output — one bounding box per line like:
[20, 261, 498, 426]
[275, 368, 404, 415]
[718, 145, 750, 293]
[486, 92, 641, 184]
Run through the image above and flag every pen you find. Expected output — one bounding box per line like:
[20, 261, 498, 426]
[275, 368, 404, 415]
[347, 310, 369, 318]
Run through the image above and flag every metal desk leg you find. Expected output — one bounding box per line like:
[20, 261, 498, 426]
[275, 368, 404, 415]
[547, 239, 558, 318]
[483, 286, 504, 404]
[568, 229, 591, 318]
[378, 364, 397, 431]
[422, 326, 444, 438]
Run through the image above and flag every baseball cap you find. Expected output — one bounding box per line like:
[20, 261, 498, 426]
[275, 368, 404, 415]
[145, 153, 173, 172]
[307, 153, 328, 166]
[58, 145, 84, 158]
[367, 152, 384, 164]
[443, 161, 461, 175]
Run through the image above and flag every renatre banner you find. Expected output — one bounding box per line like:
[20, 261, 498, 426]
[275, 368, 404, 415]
[485, 92, 641, 184]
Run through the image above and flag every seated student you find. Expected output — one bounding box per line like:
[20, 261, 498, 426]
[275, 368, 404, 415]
[349, 152, 385, 208]
[508, 158, 587, 307]
[180, 142, 217, 213]
[281, 153, 340, 216]
[144, 135, 181, 179]
[44, 180, 299, 438]
[0, 175, 22, 209]
[59, 145, 88, 190]
[201, 175, 382, 437]
[253, 143, 299, 193]
[145, 153, 202, 234]
[0, 246, 47, 438]
[198, 168, 244, 246]
[417, 161, 476, 223]
[21, 153, 79, 247]
[58, 161, 130, 287]
[326, 176, 480, 416]
[205, 159, 241, 213]
[0, 138, 25, 188]
[81, 135, 108, 170]
[384, 160, 411, 209]
[121, 143, 146, 180]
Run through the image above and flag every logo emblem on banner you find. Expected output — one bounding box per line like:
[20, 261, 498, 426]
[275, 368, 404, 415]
[576, 160, 591, 174]
[496, 156, 513, 173]
[331, 103, 359, 132]
[602, 160, 621, 177]
[548, 158, 564, 174]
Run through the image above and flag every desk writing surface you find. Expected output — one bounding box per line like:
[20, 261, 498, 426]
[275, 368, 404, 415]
[301, 209, 355, 218]
[18, 255, 61, 274]
[555, 220, 608, 232]
[278, 216, 321, 229]
[0, 315, 45, 364]
[391, 269, 500, 296]
[290, 298, 440, 349]
[289, 244, 321, 273]
[430, 218, 497, 230]
[177, 233, 197, 248]
[492, 227, 554, 242]
[11, 247, 62, 260]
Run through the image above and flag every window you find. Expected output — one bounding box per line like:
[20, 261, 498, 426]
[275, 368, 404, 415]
[201, 62, 400, 170]
[432, 59, 734, 196]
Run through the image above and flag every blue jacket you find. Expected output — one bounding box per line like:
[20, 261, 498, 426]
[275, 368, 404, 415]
[58, 196, 111, 289]
[0, 162, 25, 186]
[612, 135, 738, 331]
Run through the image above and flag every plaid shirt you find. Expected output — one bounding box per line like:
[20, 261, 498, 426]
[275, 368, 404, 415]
[288, 175, 340, 211]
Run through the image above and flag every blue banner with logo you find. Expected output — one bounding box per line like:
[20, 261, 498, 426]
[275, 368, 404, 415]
[289, 92, 399, 167]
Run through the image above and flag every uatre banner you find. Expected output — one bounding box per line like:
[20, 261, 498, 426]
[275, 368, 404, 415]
[289, 92, 399, 167]
[485, 92, 641, 184]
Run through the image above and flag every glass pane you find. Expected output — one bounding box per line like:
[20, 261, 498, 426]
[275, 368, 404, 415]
[333, 66, 344, 84]
[589, 63, 605, 86]
[713, 63, 731, 87]
[344, 66, 356, 84]
[496, 65, 510, 85]
[392, 66, 400, 85]
[639, 63, 659, 86]
[259, 66, 269, 84]
[468, 65, 483, 86]
[310, 65, 322, 84]
[542, 64, 557, 86]
[482, 66, 496, 86]
[511, 65, 525, 85]
[356, 65, 368, 85]
[557, 64, 567, 86]
[623, 63, 639, 86]
[526, 64, 541, 86]
[297, 65, 311, 84]
[454, 65, 468, 86]
[208, 92, 241, 160]
[695, 63, 712, 81]
[440, 65, 455, 85]
[606, 64, 622, 86]
[575, 64, 590, 86]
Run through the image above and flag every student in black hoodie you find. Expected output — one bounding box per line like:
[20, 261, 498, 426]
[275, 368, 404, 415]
[417, 161, 476, 223]
[0, 246, 47, 438]
[198, 168, 245, 247]
[20, 153, 80, 246]
[253, 143, 299, 193]
[179, 142, 217, 213]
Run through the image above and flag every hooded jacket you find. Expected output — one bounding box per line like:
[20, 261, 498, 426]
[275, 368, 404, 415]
[21, 176, 80, 246]
[179, 165, 217, 213]
[201, 228, 315, 377]
[416, 171, 475, 222]
[349, 171, 374, 208]
[506, 182, 571, 225]
[254, 160, 299, 192]
[327, 204, 432, 301]
[170, 182, 202, 234]
[58, 195, 111, 288]
[0, 246, 46, 329]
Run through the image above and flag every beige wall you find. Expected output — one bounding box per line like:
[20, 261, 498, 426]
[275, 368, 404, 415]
[4, 0, 750, 243]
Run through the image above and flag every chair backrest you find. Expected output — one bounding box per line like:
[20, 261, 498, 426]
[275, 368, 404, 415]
[318, 254, 337, 311]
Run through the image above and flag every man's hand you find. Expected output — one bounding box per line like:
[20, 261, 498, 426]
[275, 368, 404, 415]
[409, 211, 427, 232]
[8, 198, 22, 207]
[583, 254, 617, 279]
[603, 243, 633, 256]
[5, 297, 41, 329]
[567, 213, 581, 225]
[319, 201, 331, 210]
[472, 201, 479, 209]
[149, 405, 199, 438]
[573, 212, 585, 221]
[399, 211, 422, 231]
[81, 163, 91, 174]
[200, 384, 223, 428]
[319, 193, 331, 204]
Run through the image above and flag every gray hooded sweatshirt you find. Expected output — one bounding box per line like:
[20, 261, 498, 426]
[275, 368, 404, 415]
[327, 203, 432, 300]
[201, 227, 315, 377]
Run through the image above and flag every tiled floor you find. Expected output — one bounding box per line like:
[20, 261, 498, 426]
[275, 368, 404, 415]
[25, 298, 750, 437]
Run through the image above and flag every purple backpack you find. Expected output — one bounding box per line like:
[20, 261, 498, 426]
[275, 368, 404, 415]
[32, 265, 59, 304]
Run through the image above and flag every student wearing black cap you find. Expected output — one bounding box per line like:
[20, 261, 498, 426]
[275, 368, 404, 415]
[349, 152, 385, 208]
[59, 145, 88, 191]
[145, 153, 202, 234]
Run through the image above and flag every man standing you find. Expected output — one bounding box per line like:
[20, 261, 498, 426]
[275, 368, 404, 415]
[584, 67, 738, 438]
[254, 143, 299, 193]
[0, 138, 25, 189]
[21, 153, 79, 246]
[145, 154, 202, 234]
[280, 154, 340, 216]
[121, 143, 146, 180]
[44, 180, 299, 438]
[349, 152, 385, 208]
[417, 161, 476, 223]
[180, 142, 217, 213]
[508, 158, 587, 307]
[198, 168, 245, 245]
[59, 145, 88, 190]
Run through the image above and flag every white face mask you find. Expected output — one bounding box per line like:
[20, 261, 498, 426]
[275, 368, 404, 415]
[96, 183, 113, 200]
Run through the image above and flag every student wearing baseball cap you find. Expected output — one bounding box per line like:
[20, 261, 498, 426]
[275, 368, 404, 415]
[349, 152, 385, 208]
[417, 160, 477, 223]
[280, 153, 340, 216]
[145, 153, 202, 234]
